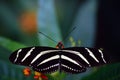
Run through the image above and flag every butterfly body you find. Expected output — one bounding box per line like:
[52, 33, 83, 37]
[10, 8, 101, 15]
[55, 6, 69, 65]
[9, 42, 107, 74]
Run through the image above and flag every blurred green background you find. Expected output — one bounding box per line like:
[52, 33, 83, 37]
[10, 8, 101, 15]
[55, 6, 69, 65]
[0, 0, 120, 80]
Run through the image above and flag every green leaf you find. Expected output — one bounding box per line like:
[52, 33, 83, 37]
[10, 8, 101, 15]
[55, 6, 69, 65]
[81, 63, 120, 80]
[0, 37, 26, 51]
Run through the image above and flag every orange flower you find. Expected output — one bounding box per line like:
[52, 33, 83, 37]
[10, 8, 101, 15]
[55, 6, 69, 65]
[23, 67, 31, 76]
[34, 75, 40, 80]
[34, 71, 41, 80]
[41, 74, 48, 80]
[34, 71, 48, 80]
[19, 11, 37, 34]
[23, 68, 48, 80]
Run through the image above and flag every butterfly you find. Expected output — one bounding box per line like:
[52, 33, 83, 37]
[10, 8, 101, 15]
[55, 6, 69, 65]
[9, 41, 108, 74]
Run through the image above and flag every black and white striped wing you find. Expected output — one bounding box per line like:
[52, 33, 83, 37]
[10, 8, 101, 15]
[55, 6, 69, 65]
[9, 46, 60, 73]
[9, 46, 108, 74]
[59, 51, 86, 74]
[62, 47, 108, 68]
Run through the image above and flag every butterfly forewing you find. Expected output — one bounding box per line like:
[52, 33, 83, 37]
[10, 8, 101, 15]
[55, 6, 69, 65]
[9, 46, 60, 73]
[63, 47, 107, 67]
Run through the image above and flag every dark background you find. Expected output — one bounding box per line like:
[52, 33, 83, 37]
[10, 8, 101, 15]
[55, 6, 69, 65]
[96, 0, 120, 63]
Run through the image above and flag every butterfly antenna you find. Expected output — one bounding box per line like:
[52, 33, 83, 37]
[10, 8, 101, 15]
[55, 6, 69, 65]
[62, 26, 76, 42]
[39, 32, 58, 43]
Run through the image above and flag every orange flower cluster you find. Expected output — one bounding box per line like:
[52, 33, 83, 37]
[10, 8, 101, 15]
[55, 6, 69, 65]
[23, 67, 48, 80]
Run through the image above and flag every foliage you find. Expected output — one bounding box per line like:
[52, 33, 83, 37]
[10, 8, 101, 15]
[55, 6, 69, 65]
[81, 63, 120, 80]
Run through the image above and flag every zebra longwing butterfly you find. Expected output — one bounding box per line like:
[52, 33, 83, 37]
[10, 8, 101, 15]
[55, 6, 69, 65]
[9, 41, 107, 74]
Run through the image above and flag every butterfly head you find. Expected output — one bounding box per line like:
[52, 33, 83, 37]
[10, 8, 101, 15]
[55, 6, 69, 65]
[56, 41, 64, 49]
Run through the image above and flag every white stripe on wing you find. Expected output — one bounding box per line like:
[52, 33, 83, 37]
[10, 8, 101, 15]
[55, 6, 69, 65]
[85, 48, 99, 63]
[61, 64, 79, 72]
[31, 50, 59, 64]
[98, 49, 106, 63]
[37, 55, 59, 66]
[62, 50, 90, 66]
[21, 47, 35, 62]
[61, 55, 82, 67]
[41, 63, 59, 71]
[14, 49, 22, 62]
